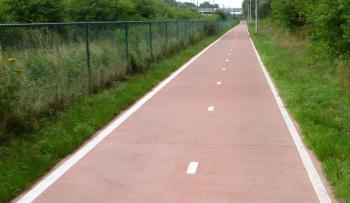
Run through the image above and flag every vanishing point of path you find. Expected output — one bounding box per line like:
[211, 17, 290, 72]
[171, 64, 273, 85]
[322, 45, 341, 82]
[17, 22, 332, 203]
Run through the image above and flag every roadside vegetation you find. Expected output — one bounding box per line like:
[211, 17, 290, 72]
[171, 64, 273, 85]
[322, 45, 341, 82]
[0, 0, 238, 141]
[243, 0, 350, 201]
[0, 0, 203, 23]
[0, 20, 216, 140]
[0, 24, 237, 202]
[0, 0, 238, 201]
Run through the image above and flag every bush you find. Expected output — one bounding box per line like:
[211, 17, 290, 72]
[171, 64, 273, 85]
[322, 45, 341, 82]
[0, 19, 232, 140]
[3, 0, 63, 23]
[214, 10, 227, 20]
[64, 0, 134, 21]
[0, 0, 204, 23]
[307, 0, 350, 57]
[270, 0, 309, 31]
[204, 22, 217, 36]
[242, 0, 350, 59]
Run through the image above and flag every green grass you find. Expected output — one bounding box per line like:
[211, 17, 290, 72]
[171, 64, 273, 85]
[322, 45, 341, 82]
[0, 21, 210, 139]
[0, 24, 237, 203]
[249, 22, 350, 202]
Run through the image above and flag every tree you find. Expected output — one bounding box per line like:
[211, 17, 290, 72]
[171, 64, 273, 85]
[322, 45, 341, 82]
[63, 0, 135, 21]
[3, 0, 63, 23]
[259, 0, 272, 18]
[199, 1, 218, 8]
[132, 0, 156, 19]
[242, 0, 271, 19]
[270, 0, 311, 31]
[307, 0, 350, 56]
[214, 10, 226, 20]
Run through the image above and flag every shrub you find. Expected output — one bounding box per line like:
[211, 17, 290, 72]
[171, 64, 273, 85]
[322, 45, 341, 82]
[3, 0, 63, 23]
[307, 0, 350, 57]
[204, 22, 217, 36]
[63, 0, 134, 21]
[242, 0, 350, 59]
[270, 0, 309, 31]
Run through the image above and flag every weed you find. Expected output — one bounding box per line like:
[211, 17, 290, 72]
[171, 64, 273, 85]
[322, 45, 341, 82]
[0, 22, 238, 202]
[250, 22, 350, 202]
[0, 21, 229, 140]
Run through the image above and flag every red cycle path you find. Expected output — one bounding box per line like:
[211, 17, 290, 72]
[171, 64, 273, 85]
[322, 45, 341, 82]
[18, 22, 333, 203]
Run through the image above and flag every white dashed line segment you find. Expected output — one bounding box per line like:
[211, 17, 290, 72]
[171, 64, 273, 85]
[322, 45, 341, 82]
[208, 106, 214, 112]
[186, 162, 199, 174]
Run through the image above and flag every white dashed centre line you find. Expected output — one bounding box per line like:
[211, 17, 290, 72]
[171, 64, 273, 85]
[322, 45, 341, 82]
[225, 59, 230, 62]
[229, 48, 233, 51]
[186, 162, 199, 174]
[221, 68, 227, 71]
[208, 106, 214, 112]
[227, 53, 232, 56]
[217, 82, 222, 85]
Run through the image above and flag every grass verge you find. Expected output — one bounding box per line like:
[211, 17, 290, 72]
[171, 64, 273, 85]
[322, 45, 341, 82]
[0, 24, 237, 203]
[249, 22, 350, 202]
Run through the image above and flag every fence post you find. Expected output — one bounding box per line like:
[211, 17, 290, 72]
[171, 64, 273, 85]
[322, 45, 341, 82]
[124, 22, 128, 62]
[85, 23, 92, 93]
[255, 0, 258, 33]
[176, 21, 179, 42]
[165, 21, 168, 48]
[149, 22, 153, 57]
[185, 21, 187, 43]
[192, 21, 194, 35]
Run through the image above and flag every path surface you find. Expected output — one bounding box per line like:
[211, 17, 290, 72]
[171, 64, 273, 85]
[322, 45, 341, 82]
[19, 22, 329, 202]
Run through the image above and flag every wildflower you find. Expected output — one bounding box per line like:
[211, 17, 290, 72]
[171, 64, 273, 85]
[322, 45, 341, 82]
[15, 68, 23, 76]
[7, 57, 16, 63]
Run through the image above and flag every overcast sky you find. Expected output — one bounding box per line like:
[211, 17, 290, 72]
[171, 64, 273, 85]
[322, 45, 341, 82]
[177, 0, 244, 8]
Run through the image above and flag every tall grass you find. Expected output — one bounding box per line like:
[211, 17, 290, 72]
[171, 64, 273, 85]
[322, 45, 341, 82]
[0, 22, 238, 203]
[250, 21, 350, 202]
[0, 20, 234, 141]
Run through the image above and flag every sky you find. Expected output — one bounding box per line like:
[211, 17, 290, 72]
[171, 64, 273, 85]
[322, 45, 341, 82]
[177, 0, 244, 8]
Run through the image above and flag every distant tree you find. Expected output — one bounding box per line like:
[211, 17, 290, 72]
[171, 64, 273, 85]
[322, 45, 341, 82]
[199, 1, 218, 8]
[242, 0, 271, 19]
[183, 2, 197, 8]
[3, 0, 63, 23]
[214, 10, 226, 20]
[244, 0, 350, 57]
[165, 0, 177, 5]
[270, 0, 310, 30]
[64, 0, 134, 21]
[0, 0, 6, 22]
[259, 0, 271, 18]
[0, 0, 202, 23]
[132, 0, 156, 19]
[307, 0, 350, 56]
[0, 10, 6, 23]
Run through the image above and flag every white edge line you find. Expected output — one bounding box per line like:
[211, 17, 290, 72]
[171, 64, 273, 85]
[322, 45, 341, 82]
[248, 29, 332, 203]
[16, 25, 239, 203]
[186, 161, 199, 174]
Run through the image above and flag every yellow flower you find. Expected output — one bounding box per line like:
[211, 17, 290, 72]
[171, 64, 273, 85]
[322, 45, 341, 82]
[7, 57, 16, 63]
[15, 68, 23, 75]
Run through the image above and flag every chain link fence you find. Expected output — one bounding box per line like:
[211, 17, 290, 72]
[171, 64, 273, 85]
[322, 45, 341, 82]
[0, 19, 237, 139]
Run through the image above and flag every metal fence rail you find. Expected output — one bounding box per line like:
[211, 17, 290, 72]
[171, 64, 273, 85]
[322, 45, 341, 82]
[0, 19, 236, 137]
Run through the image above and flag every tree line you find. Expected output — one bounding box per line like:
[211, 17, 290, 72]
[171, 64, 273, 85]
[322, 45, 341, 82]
[0, 0, 204, 23]
[242, 0, 350, 58]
